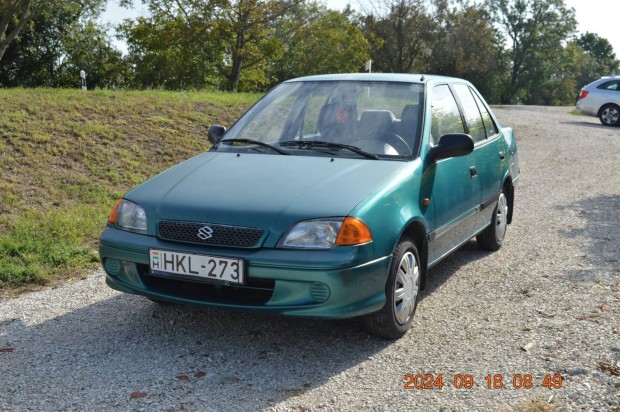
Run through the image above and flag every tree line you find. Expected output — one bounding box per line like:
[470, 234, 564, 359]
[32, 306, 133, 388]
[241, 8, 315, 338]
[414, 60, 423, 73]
[1, 0, 618, 104]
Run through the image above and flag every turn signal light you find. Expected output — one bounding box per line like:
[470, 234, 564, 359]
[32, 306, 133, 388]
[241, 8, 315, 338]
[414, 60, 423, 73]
[108, 199, 122, 224]
[336, 217, 372, 245]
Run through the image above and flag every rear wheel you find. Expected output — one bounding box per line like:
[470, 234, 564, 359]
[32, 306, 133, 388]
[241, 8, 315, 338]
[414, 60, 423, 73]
[477, 190, 509, 251]
[364, 238, 420, 339]
[599, 104, 620, 126]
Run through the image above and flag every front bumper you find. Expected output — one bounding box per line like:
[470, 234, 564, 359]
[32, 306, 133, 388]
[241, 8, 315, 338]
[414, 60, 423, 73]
[99, 227, 391, 319]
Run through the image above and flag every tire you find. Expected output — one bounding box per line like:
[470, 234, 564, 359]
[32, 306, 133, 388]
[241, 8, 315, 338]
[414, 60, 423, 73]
[364, 238, 421, 339]
[599, 104, 620, 126]
[477, 190, 509, 251]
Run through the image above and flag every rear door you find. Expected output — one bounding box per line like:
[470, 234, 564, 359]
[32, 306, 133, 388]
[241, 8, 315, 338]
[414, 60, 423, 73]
[452, 84, 506, 234]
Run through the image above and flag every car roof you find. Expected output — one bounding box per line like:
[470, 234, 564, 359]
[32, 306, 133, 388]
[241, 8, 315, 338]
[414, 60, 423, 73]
[593, 75, 620, 83]
[285, 73, 469, 85]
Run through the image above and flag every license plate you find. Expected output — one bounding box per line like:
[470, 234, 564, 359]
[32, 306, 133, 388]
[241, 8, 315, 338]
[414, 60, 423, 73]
[149, 249, 244, 284]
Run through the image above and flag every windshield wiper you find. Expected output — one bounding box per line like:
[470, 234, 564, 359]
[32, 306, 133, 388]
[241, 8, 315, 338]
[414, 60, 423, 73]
[219, 138, 291, 155]
[280, 140, 380, 160]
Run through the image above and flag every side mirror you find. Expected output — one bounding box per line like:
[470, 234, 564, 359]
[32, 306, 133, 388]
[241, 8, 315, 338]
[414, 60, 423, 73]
[207, 125, 227, 144]
[429, 133, 474, 161]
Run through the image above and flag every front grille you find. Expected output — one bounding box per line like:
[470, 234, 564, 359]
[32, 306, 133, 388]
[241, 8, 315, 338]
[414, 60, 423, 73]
[158, 220, 265, 248]
[140, 268, 275, 305]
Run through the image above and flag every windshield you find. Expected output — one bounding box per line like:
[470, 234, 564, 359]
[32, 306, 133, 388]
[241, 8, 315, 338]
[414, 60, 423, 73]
[215, 81, 425, 159]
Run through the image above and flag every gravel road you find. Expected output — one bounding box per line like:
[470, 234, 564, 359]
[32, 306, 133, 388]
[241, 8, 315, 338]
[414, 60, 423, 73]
[1, 106, 619, 411]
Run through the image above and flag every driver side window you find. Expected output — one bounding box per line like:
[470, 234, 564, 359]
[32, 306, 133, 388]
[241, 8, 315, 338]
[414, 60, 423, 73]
[431, 85, 465, 145]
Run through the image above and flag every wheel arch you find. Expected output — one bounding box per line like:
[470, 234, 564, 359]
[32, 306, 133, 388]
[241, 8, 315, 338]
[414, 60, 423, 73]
[399, 219, 428, 291]
[503, 176, 515, 224]
[597, 102, 620, 117]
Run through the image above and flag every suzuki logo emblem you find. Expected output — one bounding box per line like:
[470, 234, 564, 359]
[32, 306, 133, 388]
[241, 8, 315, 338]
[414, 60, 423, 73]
[197, 225, 214, 240]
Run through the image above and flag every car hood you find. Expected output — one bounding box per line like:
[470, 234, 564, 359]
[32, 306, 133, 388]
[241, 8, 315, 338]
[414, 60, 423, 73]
[127, 152, 406, 247]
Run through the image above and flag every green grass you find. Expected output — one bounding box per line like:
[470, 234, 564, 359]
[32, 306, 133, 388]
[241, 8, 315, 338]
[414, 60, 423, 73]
[0, 88, 260, 290]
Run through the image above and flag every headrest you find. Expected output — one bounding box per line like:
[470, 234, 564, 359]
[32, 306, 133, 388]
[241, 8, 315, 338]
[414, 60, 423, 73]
[401, 105, 419, 122]
[358, 110, 395, 133]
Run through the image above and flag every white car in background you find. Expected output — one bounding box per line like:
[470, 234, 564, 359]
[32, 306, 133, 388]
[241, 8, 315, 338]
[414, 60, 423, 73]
[576, 76, 620, 126]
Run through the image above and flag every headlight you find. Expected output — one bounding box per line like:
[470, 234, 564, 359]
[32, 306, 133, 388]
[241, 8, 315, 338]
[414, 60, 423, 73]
[279, 219, 342, 249]
[279, 217, 372, 249]
[108, 199, 147, 234]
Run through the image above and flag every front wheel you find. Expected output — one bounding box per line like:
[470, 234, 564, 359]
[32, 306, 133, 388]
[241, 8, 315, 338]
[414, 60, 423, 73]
[364, 238, 421, 339]
[599, 104, 620, 126]
[477, 190, 509, 251]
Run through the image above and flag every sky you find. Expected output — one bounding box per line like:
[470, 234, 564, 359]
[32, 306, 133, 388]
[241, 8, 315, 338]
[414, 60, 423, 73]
[101, 0, 620, 60]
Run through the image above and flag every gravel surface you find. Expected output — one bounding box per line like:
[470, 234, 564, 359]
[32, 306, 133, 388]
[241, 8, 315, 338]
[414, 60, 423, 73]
[1, 106, 619, 411]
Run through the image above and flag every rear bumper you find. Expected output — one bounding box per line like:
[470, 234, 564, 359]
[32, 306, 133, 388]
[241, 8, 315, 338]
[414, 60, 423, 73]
[99, 227, 391, 319]
[575, 102, 597, 117]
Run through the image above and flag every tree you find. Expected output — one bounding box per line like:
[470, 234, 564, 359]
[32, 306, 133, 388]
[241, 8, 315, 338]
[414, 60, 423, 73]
[360, 0, 433, 73]
[0, 0, 104, 63]
[0, 0, 33, 62]
[486, 0, 577, 103]
[0, 1, 123, 88]
[575, 32, 619, 88]
[56, 21, 129, 89]
[218, 0, 305, 91]
[119, 0, 225, 89]
[428, 4, 500, 99]
[274, 9, 369, 81]
[119, 16, 223, 90]
[123, 0, 308, 91]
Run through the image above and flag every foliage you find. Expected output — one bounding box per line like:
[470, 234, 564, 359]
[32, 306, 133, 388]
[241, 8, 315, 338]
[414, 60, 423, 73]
[119, 14, 223, 90]
[56, 21, 129, 89]
[574, 32, 619, 89]
[219, 0, 308, 92]
[2, 0, 620, 101]
[427, 3, 501, 100]
[359, 0, 433, 74]
[0, 0, 105, 62]
[274, 9, 369, 80]
[0, 88, 259, 289]
[0, 0, 127, 88]
[486, 0, 577, 104]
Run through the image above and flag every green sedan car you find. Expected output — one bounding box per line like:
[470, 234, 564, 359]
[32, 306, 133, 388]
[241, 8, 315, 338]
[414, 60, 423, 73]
[100, 73, 519, 339]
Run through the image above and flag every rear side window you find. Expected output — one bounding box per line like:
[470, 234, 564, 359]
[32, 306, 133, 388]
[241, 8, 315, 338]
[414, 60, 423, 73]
[471, 89, 498, 137]
[453, 84, 486, 143]
[597, 81, 620, 91]
[431, 85, 465, 145]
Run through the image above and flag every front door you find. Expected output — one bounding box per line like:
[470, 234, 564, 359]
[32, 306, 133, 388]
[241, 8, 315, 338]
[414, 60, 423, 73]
[424, 84, 481, 264]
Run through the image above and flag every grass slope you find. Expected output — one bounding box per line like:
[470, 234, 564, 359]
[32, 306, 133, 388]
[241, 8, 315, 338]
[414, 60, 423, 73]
[0, 88, 259, 292]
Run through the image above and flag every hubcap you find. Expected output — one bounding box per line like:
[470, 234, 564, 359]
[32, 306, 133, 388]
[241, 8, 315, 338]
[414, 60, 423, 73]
[393, 251, 419, 325]
[495, 193, 508, 241]
[602, 107, 619, 125]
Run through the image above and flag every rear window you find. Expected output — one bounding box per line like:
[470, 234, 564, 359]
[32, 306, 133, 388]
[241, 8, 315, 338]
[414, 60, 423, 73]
[453, 84, 486, 143]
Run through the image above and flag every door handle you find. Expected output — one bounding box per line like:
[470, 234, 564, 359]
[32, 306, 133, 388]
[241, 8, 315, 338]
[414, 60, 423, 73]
[499, 151, 505, 160]
[469, 166, 477, 180]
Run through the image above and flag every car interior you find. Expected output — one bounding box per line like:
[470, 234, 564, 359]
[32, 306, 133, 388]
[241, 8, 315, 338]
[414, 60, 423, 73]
[316, 103, 420, 156]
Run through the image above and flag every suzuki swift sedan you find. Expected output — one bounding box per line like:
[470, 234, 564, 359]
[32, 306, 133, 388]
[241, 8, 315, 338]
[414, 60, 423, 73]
[100, 73, 520, 339]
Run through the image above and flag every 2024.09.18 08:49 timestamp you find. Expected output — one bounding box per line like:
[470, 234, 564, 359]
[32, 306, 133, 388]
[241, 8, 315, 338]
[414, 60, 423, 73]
[403, 374, 563, 390]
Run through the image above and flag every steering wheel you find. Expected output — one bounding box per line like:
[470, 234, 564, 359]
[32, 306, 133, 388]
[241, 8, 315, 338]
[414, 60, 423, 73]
[376, 132, 411, 155]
